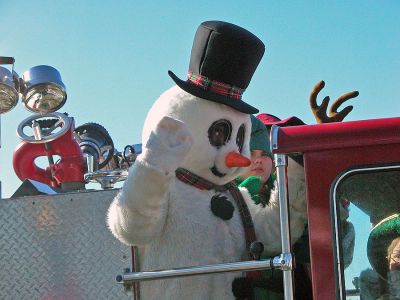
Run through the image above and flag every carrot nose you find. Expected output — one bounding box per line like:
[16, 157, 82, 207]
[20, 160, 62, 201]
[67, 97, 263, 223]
[225, 151, 251, 168]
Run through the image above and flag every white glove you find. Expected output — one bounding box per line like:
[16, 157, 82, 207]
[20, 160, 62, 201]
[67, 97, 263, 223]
[140, 116, 194, 174]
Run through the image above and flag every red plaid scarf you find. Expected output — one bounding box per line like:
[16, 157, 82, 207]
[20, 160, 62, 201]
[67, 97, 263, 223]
[175, 168, 262, 279]
[187, 71, 244, 100]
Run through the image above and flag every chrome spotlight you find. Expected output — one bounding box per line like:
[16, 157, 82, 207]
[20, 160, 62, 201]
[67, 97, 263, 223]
[20, 65, 67, 113]
[0, 66, 18, 114]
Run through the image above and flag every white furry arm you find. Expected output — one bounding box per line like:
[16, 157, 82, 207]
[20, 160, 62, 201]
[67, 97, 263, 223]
[107, 116, 193, 246]
[107, 159, 171, 245]
[245, 158, 308, 256]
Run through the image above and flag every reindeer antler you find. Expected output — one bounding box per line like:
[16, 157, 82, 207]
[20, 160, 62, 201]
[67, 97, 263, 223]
[310, 80, 359, 123]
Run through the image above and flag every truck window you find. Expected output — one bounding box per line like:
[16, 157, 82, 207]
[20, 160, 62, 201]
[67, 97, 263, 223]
[335, 168, 400, 300]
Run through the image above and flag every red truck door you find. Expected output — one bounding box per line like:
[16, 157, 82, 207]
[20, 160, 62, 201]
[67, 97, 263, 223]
[274, 117, 400, 299]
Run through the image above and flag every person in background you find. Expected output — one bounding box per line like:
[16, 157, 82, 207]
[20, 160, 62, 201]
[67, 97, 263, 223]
[236, 115, 275, 208]
[367, 214, 400, 299]
[388, 237, 400, 272]
[234, 115, 311, 300]
[358, 268, 382, 300]
[234, 80, 359, 299]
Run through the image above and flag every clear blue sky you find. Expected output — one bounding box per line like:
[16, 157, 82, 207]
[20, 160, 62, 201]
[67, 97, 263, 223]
[1, 1, 399, 197]
[1, 0, 399, 291]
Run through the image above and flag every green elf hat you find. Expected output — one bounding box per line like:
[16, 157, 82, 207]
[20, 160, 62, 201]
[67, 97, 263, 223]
[250, 115, 270, 153]
[367, 214, 400, 279]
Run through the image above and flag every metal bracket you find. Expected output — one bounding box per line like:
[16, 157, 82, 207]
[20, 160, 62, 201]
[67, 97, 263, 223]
[271, 124, 280, 151]
[275, 153, 287, 167]
[279, 253, 293, 271]
[117, 268, 135, 294]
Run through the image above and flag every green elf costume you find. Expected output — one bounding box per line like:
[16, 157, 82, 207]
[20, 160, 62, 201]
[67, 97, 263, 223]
[234, 115, 287, 300]
[235, 115, 312, 300]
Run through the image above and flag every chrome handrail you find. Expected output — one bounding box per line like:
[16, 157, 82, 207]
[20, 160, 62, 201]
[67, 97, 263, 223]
[275, 153, 295, 300]
[117, 254, 292, 284]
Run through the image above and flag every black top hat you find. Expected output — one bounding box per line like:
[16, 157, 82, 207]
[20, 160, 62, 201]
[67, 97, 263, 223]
[168, 20, 265, 114]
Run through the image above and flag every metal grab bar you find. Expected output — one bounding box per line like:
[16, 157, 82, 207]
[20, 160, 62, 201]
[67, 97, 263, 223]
[275, 152, 295, 300]
[117, 253, 292, 284]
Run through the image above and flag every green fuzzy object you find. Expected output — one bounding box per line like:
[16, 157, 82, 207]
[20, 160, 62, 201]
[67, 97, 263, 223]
[239, 177, 262, 198]
[237, 175, 275, 206]
[367, 214, 400, 279]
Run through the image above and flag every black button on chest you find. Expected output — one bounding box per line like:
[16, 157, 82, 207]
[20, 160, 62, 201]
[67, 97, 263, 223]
[210, 194, 234, 220]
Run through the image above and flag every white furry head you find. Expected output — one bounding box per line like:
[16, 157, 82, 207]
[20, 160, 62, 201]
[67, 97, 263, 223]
[142, 85, 252, 185]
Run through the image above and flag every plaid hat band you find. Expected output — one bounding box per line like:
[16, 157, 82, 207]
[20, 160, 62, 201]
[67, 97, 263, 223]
[187, 71, 244, 100]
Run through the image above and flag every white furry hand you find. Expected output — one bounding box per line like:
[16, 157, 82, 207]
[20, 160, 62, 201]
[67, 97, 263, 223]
[141, 116, 194, 174]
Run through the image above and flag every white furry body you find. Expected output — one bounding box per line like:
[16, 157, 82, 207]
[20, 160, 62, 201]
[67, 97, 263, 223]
[107, 86, 307, 299]
[109, 158, 246, 299]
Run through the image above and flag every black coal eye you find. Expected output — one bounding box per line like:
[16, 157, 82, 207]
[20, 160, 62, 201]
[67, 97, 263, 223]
[236, 124, 245, 153]
[208, 119, 232, 148]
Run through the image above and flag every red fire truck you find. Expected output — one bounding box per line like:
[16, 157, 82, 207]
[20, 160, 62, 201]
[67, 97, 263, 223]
[2, 116, 399, 299]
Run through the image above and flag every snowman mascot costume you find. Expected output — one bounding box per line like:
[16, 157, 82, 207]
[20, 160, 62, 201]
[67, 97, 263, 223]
[108, 21, 307, 299]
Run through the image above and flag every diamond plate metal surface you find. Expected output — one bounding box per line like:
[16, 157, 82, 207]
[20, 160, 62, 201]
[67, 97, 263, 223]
[0, 189, 132, 300]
